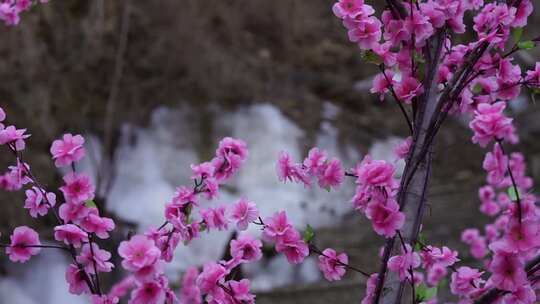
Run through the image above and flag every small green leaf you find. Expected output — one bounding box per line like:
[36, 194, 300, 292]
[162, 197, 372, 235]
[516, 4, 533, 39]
[303, 224, 315, 243]
[324, 186, 331, 192]
[361, 50, 383, 65]
[85, 200, 97, 208]
[518, 40, 535, 50]
[512, 28, 523, 44]
[508, 186, 520, 201]
[416, 283, 438, 301]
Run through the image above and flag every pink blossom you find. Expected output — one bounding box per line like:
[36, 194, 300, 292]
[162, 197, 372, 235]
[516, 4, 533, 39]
[196, 262, 228, 296]
[0, 125, 30, 150]
[190, 162, 215, 180]
[50, 134, 86, 167]
[480, 200, 500, 216]
[0, 4, 20, 26]
[24, 187, 56, 218]
[394, 137, 412, 160]
[3, 161, 31, 191]
[503, 220, 540, 252]
[118, 235, 161, 272]
[65, 264, 90, 295]
[79, 212, 115, 239]
[450, 266, 484, 296]
[395, 76, 424, 104]
[90, 295, 119, 304]
[200, 206, 229, 231]
[317, 158, 344, 190]
[365, 199, 405, 238]
[0, 107, 5, 123]
[180, 267, 202, 304]
[511, 0, 533, 28]
[59, 202, 92, 224]
[382, 10, 410, 46]
[405, 9, 434, 45]
[276, 151, 310, 186]
[502, 284, 536, 304]
[525, 63, 540, 86]
[6, 226, 41, 263]
[262, 211, 293, 242]
[60, 172, 95, 204]
[275, 229, 309, 264]
[489, 250, 527, 292]
[354, 155, 396, 188]
[54, 224, 88, 248]
[227, 279, 255, 304]
[76, 243, 114, 274]
[361, 273, 378, 304]
[303, 148, 327, 175]
[483, 143, 507, 186]
[130, 281, 166, 304]
[109, 276, 136, 299]
[231, 198, 259, 231]
[388, 244, 421, 281]
[230, 234, 262, 263]
[346, 16, 382, 50]
[172, 186, 197, 206]
[202, 177, 219, 200]
[427, 264, 447, 286]
[216, 137, 248, 163]
[469, 102, 517, 147]
[422, 246, 459, 269]
[318, 248, 348, 281]
[332, 0, 374, 19]
[371, 70, 394, 101]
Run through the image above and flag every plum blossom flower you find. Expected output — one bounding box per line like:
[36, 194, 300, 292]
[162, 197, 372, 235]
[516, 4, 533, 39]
[489, 249, 527, 292]
[274, 229, 309, 264]
[303, 148, 327, 175]
[346, 16, 382, 50]
[354, 155, 396, 188]
[318, 248, 348, 281]
[6, 226, 41, 263]
[180, 267, 202, 304]
[371, 70, 394, 101]
[65, 264, 90, 295]
[388, 244, 421, 281]
[450, 266, 484, 297]
[24, 187, 56, 218]
[395, 76, 424, 104]
[332, 0, 374, 19]
[469, 102, 517, 147]
[483, 143, 507, 186]
[60, 172, 95, 204]
[262, 211, 293, 242]
[54, 224, 88, 248]
[130, 281, 166, 304]
[50, 134, 86, 167]
[317, 158, 344, 190]
[276, 151, 310, 186]
[361, 273, 378, 304]
[118, 235, 161, 272]
[79, 212, 115, 239]
[227, 279, 256, 304]
[200, 206, 229, 231]
[394, 137, 412, 160]
[0, 125, 30, 150]
[90, 295, 119, 304]
[76, 243, 114, 274]
[365, 199, 405, 238]
[196, 262, 228, 296]
[231, 198, 259, 231]
[230, 234, 263, 263]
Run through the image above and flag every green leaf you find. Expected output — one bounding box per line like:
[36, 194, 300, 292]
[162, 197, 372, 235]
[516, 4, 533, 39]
[512, 28, 523, 44]
[361, 50, 383, 65]
[303, 224, 315, 243]
[508, 186, 520, 201]
[416, 283, 438, 301]
[84, 200, 97, 208]
[518, 40, 535, 50]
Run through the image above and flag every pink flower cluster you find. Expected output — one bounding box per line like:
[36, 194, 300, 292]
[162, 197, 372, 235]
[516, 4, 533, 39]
[0, 0, 49, 26]
[351, 155, 404, 238]
[277, 147, 344, 190]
